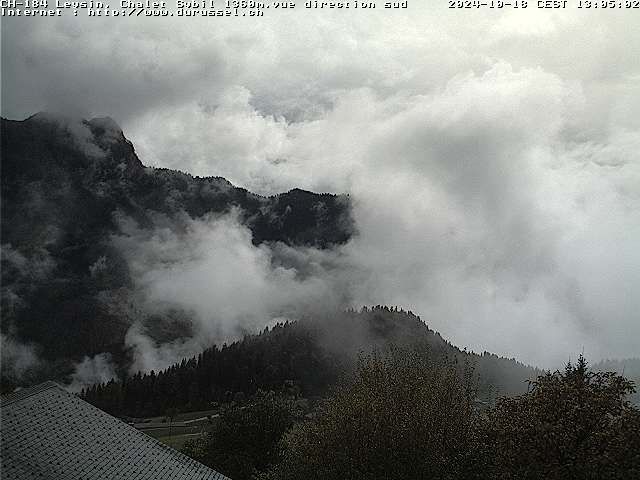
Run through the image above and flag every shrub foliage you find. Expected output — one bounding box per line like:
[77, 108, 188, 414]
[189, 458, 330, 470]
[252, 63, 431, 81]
[187, 351, 640, 480]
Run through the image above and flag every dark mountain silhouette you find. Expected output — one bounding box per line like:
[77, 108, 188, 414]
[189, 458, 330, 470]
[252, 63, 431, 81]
[1, 113, 354, 387]
[82, 307, 543, 418]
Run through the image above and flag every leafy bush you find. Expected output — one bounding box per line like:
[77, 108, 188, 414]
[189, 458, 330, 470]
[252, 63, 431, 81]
[478, 355, 640, 480]
[182, 391, 295, 480]
[182, 350, 640, 480]
[261, 348, 478, 480]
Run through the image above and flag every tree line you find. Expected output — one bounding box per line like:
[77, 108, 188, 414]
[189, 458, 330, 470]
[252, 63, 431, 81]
[81, 307, 541, 418]
[81, 320, 340, 417]
[185, 351, 640, 480]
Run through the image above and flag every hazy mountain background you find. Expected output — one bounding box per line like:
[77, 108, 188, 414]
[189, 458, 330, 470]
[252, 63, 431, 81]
[2, 8, 639, 480]
[1, 113, 353, 388]
[2, 115, 637, 406]
[82, 307, 544, 418]
[3, 7, 640, 377]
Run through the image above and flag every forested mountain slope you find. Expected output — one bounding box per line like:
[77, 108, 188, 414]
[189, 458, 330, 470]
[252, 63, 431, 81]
[82, 307, 542, 417]
[1, 113, 353, 387]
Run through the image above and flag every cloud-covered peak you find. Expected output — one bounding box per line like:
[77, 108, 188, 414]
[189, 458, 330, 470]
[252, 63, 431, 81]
[2, 7, 639, 373]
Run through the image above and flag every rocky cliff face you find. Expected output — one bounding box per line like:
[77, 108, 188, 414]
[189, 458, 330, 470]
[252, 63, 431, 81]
[1, 113, 354, 385]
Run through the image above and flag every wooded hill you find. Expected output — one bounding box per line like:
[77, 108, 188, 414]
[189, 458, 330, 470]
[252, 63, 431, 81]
[82, 307, 542, 418]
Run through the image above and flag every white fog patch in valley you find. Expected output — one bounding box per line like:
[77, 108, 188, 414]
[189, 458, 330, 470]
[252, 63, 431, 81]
[122, 64, 639, 369]
[68, 353, 118, 392]
[0, 334, 41, 379]
[123, 323, 203, 376]
[113, 210, 354, 374]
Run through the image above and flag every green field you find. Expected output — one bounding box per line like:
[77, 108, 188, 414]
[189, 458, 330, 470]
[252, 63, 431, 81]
[136, 408, 219, 423]
[134, 408, 220, 450]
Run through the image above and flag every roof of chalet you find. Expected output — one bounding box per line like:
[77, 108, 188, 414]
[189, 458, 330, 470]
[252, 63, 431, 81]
[0, 381, 230, 480]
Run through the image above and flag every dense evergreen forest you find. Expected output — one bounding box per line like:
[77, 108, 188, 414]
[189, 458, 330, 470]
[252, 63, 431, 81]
[82, 307, 541, 418]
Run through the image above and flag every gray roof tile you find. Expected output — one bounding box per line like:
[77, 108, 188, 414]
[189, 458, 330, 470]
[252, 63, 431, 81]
[1, 382, 230, 480]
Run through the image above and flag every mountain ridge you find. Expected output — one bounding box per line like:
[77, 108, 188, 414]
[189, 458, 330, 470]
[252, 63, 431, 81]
[82, 306, 544, 418]
[1, 113, 354, 387]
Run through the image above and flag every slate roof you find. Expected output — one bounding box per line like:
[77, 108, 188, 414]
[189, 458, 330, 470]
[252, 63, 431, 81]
[1, 381, 230, 480]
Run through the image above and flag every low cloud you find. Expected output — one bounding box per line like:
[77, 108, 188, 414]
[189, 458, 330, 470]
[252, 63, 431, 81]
[68, 353, 118, 392]
[107, 63, 640, 370]
[0, 334, 41, 380]
[3, 8, 639, 371]
[112, 209, 353, 373]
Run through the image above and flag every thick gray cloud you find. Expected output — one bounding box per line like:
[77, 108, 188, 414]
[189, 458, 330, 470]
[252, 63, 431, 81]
[0, 334, 41, 379]
[111, 210, 352, 373]
[2, 7, 639, 369]
[68, 353, 118, 392]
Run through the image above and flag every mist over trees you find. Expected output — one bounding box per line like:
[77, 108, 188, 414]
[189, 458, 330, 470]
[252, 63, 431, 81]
[77, 307, 640, 479]
[84, 306, 640, 480]
[3, 114, 639, 479]
[261, 349, 479, 480]
[0, 114, 353, 389]
[478, 356, 640, 479]
[81, 307, 542, 418]
[182, 350, 640, 480]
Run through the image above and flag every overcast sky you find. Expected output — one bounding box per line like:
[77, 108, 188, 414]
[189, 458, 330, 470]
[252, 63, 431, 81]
[2, 6, 639, 368]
